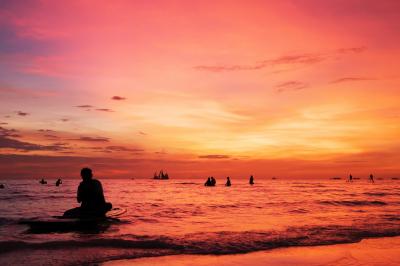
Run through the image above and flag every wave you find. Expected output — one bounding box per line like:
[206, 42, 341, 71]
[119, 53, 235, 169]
[2, 224, 400, 256]
[0, 217, 17, 226]
[0, 194, 73, 201]
[363, 192, 389, 197]
[318, 200, 387, 206]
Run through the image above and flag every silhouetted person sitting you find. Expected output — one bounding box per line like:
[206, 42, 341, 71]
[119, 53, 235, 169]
[369, 174, 374, 183]
[56, 178, 62, 186]
[39, 178, 47, 185]
[249, 175, 254, 185]
[63, 168, 112, 218]
[204, 177, 212, 186]
[225, 177, 231, 187]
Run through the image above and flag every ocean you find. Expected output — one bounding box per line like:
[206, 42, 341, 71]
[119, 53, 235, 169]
[0, 178, 399, 265]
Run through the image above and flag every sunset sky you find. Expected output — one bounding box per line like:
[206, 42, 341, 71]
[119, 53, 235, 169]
[0, 0, 399, 179]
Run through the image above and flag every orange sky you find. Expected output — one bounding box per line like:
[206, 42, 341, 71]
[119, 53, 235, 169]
[0, 0, 399, 178]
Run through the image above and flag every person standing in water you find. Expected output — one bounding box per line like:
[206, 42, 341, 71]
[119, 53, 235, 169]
[249, 175, 254, 185]
[56, 178, 62, 186]
[63, 168, 112, 218]
[369, 174, 374, 183]
[225, 177, 231, 187]
[348, 174, 353, 182]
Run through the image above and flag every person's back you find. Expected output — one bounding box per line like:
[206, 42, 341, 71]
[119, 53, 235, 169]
[64, 168, 111, 218]
[78, 178, 106, 211]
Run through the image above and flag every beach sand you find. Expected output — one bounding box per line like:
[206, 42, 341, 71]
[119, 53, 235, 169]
[103, 236, 400, 266]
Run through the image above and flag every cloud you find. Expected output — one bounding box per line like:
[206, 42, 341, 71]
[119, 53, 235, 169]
[104, 146, 144, 152]
[336, 47, 367, 54]
[0, 126, 21, 138]
[138, 131, 147, 136]
[194, 46, 366, 72]
[0, 122, 8, 125]
[0, 136, 67, 151]
[330, 77, 376, 84]
[16, 111, 29, 116]
[275, 81, 308, 93]
[111, 96, 126, 100]
[86, 145, 144, 153]
[73, 136, 110, 142]
[198, 154, 230, 159]
[37, 129, 56, 133]
[264, 54, 324, 66]
[60, 118, 69, 122]
[44, 134, 59, 139]
[96, 108, 114, 112]
[75, 105, 93, 108]
[111, 96, 126, 101]
[194, 64, 265, 72]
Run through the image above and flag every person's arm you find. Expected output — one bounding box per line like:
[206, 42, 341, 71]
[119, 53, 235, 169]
[95, 180, 106, 203]
[77, 183, 82, 203]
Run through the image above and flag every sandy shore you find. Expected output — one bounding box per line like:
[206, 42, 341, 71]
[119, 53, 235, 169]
[103, 236, 400, 266]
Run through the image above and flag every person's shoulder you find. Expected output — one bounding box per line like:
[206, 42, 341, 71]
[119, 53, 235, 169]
[92, 179, 102, 185]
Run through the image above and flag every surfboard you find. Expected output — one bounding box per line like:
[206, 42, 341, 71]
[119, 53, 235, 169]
[20, 208, 126, 233]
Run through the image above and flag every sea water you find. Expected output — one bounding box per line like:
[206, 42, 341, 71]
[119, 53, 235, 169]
[0, 178, 399, 265]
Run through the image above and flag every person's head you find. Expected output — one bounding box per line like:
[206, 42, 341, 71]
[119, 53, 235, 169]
[81, 167, 93, 181]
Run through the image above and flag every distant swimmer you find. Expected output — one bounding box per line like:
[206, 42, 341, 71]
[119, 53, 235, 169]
[56, 178, 62, 186]
[63, 168, 112, 218]
[205, 177, 212, 186]
[0, 184, 4, 189]
[225, 177, 231, 187]
[369, 174, 374, 183]
[210, 177, 216, 186]
[39, 178, 47, 185]
[348, 174, 353, 182]
[249, 175, 254, 185]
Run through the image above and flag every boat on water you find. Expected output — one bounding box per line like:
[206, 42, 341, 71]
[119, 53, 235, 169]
[153, 170, 169, 180]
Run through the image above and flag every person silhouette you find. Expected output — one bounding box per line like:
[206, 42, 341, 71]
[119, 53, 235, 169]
[56, 178, 62, 186]
[63, 168, 112, 218]
[205, 177, 211, 186]
[225, 177, 231, 187]
[0, 184, 4, 189]
[249, 175, 254, 185]
[39, 178, 47, 185]
[369, 174, 374, 183]
[210, 177, 216, 186]
[348, 174, 353, 182]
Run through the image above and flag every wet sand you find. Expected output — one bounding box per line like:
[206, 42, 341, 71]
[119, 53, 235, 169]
[103, 236, 400, 266]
